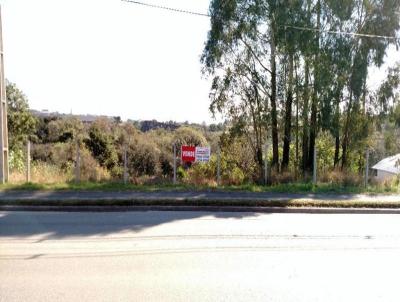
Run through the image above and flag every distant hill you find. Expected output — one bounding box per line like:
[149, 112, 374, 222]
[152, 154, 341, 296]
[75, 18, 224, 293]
[31, 110, 225, 132]
[30, 110, 115, 123]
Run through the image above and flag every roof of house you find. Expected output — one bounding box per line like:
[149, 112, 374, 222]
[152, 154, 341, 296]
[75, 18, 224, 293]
[372, 154, 400, 174]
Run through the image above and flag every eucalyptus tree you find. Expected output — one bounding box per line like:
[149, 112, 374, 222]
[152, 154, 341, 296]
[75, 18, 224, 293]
[202, 0, 307, 174]
[202, 0, 274, 177]
[336, 0, 400, 168]
[202, 0, 400, 179]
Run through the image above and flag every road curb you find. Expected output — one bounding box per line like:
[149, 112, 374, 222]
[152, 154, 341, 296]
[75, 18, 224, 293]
[2, 205, 400, 214]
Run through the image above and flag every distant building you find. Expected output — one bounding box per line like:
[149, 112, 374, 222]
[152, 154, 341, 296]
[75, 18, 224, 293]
[372, 154, 400, 182]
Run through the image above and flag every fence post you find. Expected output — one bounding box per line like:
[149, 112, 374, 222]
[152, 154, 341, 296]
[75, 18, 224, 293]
[264, 143, 268, 185]
[365, 148, 369, 188]
[75, 142, 80, 183]
[217, 146, 221, 186]
[123, 145, 128, 184]
[26, 140, 31, 182]
[313, 144, 317, 185]
[173, 143, 177, 184]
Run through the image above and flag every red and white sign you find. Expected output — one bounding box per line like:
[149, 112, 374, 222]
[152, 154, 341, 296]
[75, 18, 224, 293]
[181, 145, 196, 162]
[181, 146, 211, 163]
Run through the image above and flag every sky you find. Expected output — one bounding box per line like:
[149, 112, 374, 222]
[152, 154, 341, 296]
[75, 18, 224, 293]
[1, 0, 399, 124]
[1, 0, 213, 123]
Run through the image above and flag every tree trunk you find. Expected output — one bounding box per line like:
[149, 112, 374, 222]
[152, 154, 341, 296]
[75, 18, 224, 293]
[333, 95, 340, 167]
[302, 0, 312, 174]
[334, 135, 340, 167]
[341, 92, 353, 169]
[270, 26, 279, 171]
[302, 59, 310, 173]
[308, 0, 321, 172]
[295, 59, 300, 175]
[282, 54, 294, 170]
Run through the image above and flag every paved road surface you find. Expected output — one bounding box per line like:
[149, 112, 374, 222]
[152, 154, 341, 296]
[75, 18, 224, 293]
[0, 190, 400, 203]
[1, 211, 400, 301]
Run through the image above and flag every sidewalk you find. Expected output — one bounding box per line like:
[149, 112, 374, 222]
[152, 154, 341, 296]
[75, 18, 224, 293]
[0, 190, 400, 212]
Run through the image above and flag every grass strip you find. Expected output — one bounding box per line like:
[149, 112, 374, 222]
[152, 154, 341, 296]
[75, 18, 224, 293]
[0, 181, 399, 194]
[1, 198, 400, 208]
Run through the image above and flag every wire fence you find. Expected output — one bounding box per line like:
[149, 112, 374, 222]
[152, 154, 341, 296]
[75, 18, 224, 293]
[8, 139, 382, 188]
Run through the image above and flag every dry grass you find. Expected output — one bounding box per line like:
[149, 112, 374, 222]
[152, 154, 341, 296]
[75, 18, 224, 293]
[10, 162, 72, 184]
[319, 170, 363, 186]
[270, 170, 297, 184]
[9, 159, 110, 184]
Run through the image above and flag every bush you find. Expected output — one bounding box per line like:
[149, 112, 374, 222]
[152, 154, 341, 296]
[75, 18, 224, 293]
[31, 143, 53, 162]
[173, 126, 207, 150]
[183, 162, 216, 186]
[222, 166, 245, 185]
[84, 126, 118, 171]
[127, 137, 161, 176]
[9, 148, 25, 173]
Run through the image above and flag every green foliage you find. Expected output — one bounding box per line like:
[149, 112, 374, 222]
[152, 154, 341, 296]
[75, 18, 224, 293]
[9, 148, 25, 172]
[127, 137, 161, 176]
[173, 126, 207, 150]
[6, 81, 37, 150]
[145, 129, 174, 176]
[202, 0, 400, 175]
[316, 132, 335, 171]
[85, 125, 118, 170]
[47, 117, 84, 143]
[177, 166, 187, 179]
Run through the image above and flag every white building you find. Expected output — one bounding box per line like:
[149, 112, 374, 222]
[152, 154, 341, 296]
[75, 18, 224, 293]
[372, 154, 400, 182]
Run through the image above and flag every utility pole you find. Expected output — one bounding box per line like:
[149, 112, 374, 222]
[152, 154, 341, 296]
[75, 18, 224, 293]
[0, 6, 9, 183]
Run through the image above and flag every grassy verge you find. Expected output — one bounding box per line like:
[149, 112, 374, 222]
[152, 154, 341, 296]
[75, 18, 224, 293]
[1, 198, 400, 209]
[0, 181, 399, 194]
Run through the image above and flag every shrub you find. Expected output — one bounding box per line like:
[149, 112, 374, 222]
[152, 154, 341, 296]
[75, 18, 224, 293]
[127, 137, 161, 176]
[173, 126, 207, 150]
[84, 126, 118, 171]
[183, 162, 216, 186]
[9, 148, 25, 173]
[78, 147, 111, 182]
[222, 166, 245, 185]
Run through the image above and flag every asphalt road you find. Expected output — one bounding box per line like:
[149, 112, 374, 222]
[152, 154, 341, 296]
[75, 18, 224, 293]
[1, 211, 400, 301]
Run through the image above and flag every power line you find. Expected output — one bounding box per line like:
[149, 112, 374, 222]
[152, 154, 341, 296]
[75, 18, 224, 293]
[121, 0, 399, 41]
[121, 0, 210, 17]
[283, 25, 399, 41]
